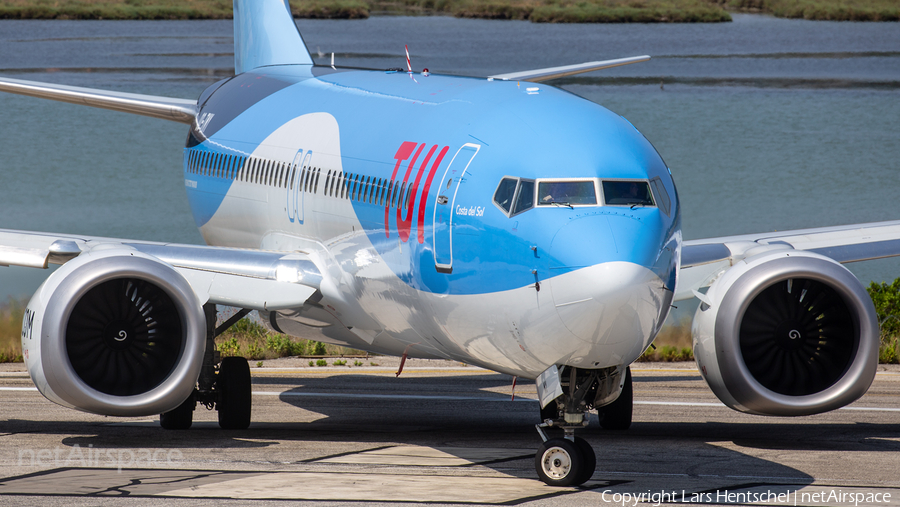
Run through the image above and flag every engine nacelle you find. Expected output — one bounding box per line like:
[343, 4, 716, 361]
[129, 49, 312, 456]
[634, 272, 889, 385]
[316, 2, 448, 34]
[21, 247, 206, 417]
[692, 250, 879, 416]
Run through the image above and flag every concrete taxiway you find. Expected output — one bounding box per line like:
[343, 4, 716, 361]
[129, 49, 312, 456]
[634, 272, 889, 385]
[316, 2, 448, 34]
[0, 359, 898, 506]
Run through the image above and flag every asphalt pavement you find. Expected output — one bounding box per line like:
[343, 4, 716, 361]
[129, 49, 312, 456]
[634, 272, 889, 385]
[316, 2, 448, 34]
[0, 359, 898, 507]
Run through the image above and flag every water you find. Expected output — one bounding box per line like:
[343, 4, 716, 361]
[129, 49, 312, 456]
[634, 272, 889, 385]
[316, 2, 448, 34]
[1, 15, 899, 300]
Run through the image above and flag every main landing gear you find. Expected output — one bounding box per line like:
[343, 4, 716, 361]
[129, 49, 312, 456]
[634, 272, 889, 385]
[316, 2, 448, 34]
[534, 365, 632, 486]
[160, 304, 252, 430]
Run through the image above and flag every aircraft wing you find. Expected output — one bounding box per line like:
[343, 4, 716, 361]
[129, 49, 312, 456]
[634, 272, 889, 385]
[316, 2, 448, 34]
[0, 77, 198, 124]
[676, 219, 900, 301]
[488, 55, 650, 83]
[0, 229, 321, 311]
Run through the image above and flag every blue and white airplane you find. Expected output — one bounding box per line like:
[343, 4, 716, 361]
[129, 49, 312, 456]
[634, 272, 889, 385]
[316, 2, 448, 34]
[0, 0, 897, 487]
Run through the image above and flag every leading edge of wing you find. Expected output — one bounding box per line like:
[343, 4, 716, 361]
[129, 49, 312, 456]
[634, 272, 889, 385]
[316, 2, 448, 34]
[0, 76, 198, 124]
[488, 55, 650, 83]
[0, 229, 320, 311]
[684, 219, 900, 266]
[676, 219, 900, 301]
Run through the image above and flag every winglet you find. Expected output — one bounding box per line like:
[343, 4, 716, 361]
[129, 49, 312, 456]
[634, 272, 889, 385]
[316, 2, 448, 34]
[233, 0, 314, 75]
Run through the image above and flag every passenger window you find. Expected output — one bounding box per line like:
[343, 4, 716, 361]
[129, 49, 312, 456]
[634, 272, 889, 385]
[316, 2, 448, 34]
[493, 178, 518, 213]
[399, 182, 408, 209]
[602, 181, 654, 206]
[512, 179, 535, 215]
[538, 181, 596, 206]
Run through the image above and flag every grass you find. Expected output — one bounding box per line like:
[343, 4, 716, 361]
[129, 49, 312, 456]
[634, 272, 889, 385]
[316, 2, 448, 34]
[0, 0, 234, 19]
[720, 0, 899, 20]
[215, 317, 363, 361]
[0, 298, 25, 363]
[524, 0, 731, 23]
[867, 279, 900, 364]
[638, 315, 694, 362]
[0, 0, 892, 21]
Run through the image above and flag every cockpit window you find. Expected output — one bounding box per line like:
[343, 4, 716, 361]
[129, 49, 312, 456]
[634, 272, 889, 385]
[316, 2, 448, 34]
[494, 177, 535, 217]
[494, 177, 518, 213]
[602, 180, 654, 206]
[538, 181, 597, 206]
[649, 177, 671, 215]
[512, 179, 535, 215]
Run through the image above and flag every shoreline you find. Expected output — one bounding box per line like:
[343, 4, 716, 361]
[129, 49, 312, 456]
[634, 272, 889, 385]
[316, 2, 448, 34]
[0, 0, 896, 22]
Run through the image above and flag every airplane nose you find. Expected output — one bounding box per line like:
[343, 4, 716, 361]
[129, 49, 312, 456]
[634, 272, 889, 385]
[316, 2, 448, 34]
[547, 214, 669, 350]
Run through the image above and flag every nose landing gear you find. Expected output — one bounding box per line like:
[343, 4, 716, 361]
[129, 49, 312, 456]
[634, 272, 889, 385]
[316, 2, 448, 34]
[534, 365, 632, 486]
[534, 425, 597, 486]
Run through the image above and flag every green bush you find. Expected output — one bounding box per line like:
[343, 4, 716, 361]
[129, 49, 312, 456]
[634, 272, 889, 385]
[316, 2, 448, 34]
[868, 279, 900, 365]
[638, 343, 694, 362]
[266, 335, 308, 356]
[217, 336, 242, 358]
[0, 298, 25, 363]
[216, 317, 361, 359]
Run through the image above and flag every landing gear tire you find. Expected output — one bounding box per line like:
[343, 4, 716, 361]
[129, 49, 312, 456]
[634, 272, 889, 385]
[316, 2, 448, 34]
[535, 438, 588, 487]
[598, 366, 632, 430]
[573, 436, 596, 484]
[217, 356, 251, 429]
[160, 392, 195, 430]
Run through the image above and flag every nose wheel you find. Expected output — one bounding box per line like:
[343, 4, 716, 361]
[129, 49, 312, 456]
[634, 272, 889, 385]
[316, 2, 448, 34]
[535, 436, 596, 486]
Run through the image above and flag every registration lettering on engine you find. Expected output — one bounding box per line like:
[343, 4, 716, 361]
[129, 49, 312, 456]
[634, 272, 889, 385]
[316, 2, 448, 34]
[21, 308, 35, 341]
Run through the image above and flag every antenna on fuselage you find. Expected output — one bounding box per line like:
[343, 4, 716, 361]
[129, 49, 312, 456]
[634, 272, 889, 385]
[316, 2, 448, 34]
[405, 44, 412, 73]
[404, 45, 418, 83]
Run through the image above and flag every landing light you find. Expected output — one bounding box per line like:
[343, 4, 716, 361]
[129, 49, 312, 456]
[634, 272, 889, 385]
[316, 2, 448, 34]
[275, 265, 300, 283]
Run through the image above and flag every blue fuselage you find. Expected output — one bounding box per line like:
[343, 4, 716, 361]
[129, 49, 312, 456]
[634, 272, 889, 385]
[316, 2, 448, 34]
[181, 64, 681, 377]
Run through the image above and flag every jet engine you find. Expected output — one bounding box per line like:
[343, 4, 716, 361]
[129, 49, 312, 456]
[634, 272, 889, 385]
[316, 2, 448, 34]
[21, 247, 206, 417]
[691, 250, 879, 416]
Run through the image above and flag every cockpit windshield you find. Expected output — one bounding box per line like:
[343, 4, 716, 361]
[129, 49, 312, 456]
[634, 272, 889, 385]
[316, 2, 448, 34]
[537, 181, 597, 206]
[602, 180, 654, 206]
[493, 177, 658, 217]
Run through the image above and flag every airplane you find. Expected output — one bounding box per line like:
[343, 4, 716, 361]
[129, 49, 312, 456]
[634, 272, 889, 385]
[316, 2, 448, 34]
[0, 0, 897, 488]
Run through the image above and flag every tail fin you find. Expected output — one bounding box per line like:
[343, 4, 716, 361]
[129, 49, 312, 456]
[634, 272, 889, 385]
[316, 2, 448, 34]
[233, 0, 313, 75]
